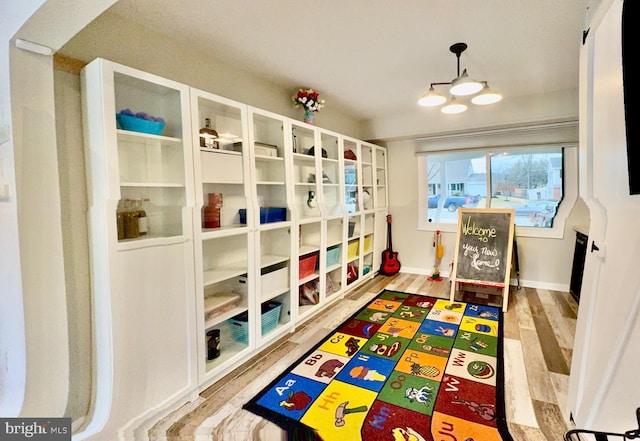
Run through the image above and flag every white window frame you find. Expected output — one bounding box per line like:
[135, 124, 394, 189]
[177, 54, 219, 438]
[415, 121, 579, 239]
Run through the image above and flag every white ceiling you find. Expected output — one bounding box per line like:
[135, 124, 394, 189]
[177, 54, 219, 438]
[96, 0, 596, 123]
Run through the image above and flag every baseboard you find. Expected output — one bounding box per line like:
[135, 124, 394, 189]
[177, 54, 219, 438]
[401, 266, 451, 277]
[511, 278, 569, 292]
[400, 268, 569, 292]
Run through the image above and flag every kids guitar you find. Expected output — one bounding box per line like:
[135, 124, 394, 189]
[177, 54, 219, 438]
[380, 214, 401, 275]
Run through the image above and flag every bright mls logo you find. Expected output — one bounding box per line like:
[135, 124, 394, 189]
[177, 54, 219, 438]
[0, 418, 71, 440]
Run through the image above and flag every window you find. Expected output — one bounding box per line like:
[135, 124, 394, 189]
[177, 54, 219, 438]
[418, 147, 574, 238]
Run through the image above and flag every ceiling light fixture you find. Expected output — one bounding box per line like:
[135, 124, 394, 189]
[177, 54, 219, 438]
[418, 42, 502, 114]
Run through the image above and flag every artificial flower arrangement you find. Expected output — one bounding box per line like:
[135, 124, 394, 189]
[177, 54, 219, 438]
[292, 88, 325, 112]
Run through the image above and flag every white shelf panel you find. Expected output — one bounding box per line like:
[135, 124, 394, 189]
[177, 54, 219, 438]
[293, 153, 315, 161]
[298, 273, 320, 285]
[255, 155, 283, 162]
[201, 225, 249, 239]
[203, 263, 248, 286]
[326, 263, 342, 273]
[299, 245, 320, 255]
[201, 179, 244, 185]
[256, 181, 285, 185]
[200, 147, 241, 156]
[117, 129, 181, 144]
[204, 305, 246, 329]
[116, 235, 188, 251]
[260, 254, 289, 268]
[298, 217, 322, 225]
[258, 221, 291, 231]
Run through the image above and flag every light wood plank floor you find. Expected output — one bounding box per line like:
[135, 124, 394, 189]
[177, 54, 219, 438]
[143, 273, 578, 440]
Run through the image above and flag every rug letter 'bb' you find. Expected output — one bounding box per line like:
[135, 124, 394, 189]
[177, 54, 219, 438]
[244, 289, 513, 441]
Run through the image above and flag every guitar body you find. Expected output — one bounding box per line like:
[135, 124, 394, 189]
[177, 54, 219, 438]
[380, 215, 401, 276]
[380, 249, 401, 275]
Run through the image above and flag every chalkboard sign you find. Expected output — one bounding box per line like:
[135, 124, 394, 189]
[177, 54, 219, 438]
[449, 208, 515, 310]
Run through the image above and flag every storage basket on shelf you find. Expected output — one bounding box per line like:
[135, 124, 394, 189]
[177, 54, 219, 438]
[348, 221, 356, 237]
[326, 245, 341, 267]
[260, 301, 282, 335]
[229, 311, 249, 344]
[299, 252, 318, 279]
[363, 234, 372, 252]
[116, 112, 165, 135]
[238, 207, 287, 225]
[229, 301, 282, 344]
[347, 239, 360, 259]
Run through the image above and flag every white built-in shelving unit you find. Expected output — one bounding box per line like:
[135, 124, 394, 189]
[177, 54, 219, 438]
[81, 57, 389, 428]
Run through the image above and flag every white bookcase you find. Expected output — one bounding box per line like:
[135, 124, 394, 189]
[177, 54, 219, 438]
[247, 107, 295, 348]
[81, 58, 197, 432]
[189, 88, 254, 384]
[81, 58, 389, 424]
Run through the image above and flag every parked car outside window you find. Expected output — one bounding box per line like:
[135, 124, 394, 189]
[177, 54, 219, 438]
[513, 200, 559, 227]
[428, 194, 477, 211]
[513, 200, 559, 215]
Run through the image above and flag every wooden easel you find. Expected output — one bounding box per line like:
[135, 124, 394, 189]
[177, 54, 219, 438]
[449, 208, 515, 311]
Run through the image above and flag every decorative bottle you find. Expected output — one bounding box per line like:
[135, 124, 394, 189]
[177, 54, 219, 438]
[134, 198, 148, 236]
[199, 118, 219, 149]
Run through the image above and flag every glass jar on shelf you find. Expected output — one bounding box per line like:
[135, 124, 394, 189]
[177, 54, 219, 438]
[122, 199, 139, 239]
[116, 200, 126, 240]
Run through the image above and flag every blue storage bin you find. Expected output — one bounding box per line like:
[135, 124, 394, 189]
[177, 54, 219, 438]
[229, 301, 282, 343]
[239, 207, 287, 224]
[116, 113, 165, 135]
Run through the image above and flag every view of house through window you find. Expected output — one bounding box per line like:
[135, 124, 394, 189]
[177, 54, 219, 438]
[425, 148, 563, 227]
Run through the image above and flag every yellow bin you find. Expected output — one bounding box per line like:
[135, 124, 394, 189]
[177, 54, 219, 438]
[347, 239, 360, 259]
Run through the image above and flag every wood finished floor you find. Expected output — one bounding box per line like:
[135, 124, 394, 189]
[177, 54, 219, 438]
[143, 273, 578, 441]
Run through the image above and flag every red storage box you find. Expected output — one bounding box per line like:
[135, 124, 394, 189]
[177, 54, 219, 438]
[299, 252, 318, 279]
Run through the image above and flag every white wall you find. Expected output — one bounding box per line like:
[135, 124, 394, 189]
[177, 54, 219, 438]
[386, 138, 590, 290]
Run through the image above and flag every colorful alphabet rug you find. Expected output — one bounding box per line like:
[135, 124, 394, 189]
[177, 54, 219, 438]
[243, 289, 513, 441]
